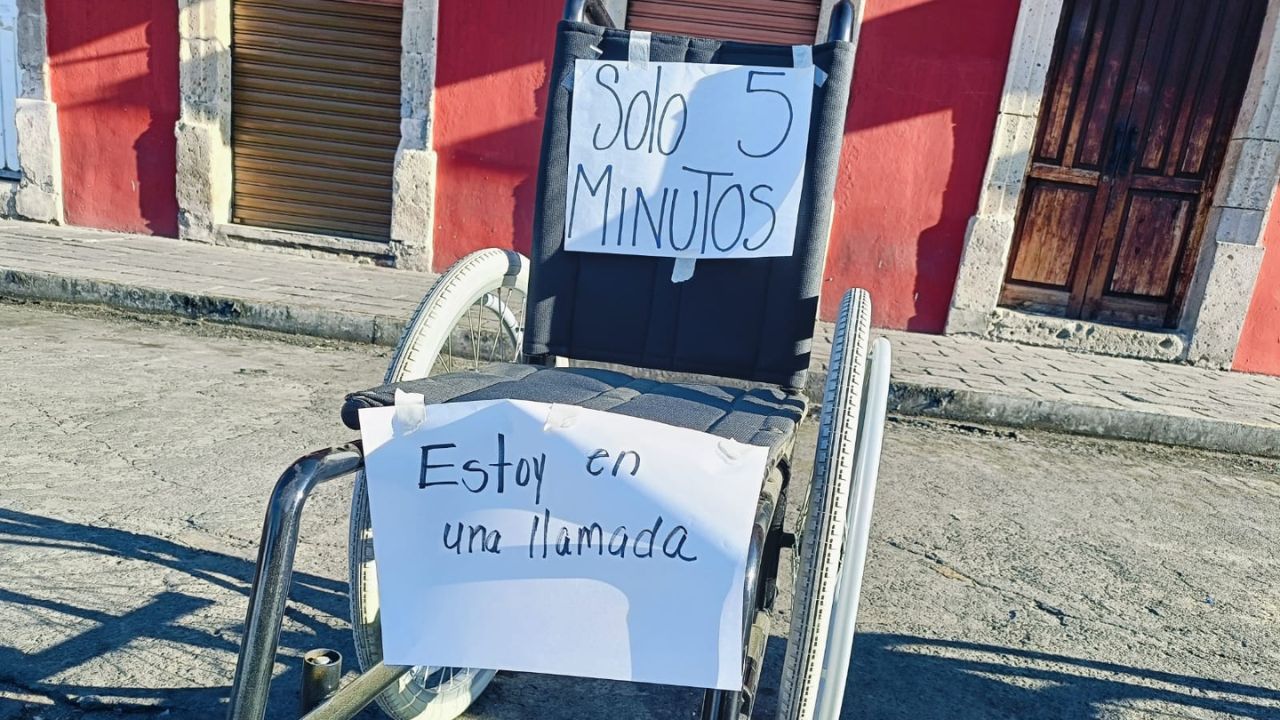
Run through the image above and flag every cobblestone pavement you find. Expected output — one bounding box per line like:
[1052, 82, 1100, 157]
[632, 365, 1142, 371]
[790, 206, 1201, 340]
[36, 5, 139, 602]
[3, 219, 1280, 457]
[1, 302, 1277, 720]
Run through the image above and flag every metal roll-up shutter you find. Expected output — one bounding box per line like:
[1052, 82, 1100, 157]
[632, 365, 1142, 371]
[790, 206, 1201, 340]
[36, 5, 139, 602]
[232, 0, 401, 241]
[627, 0, 821, 45]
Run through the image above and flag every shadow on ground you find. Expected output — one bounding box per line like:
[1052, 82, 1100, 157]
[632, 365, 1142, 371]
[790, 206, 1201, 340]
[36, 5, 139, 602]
[840, 634, 1280, 720]
[0, 507, 363, 718]
[2, 508, 1277, 720]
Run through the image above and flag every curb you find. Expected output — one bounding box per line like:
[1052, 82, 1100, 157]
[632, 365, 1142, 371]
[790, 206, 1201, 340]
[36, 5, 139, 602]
[1, 267, 409, 346]
[5, 265, 1277, 459]
[890, 383, 1280, 459]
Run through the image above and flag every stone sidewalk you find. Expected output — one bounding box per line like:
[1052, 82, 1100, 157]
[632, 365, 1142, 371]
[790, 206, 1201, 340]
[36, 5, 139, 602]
[3, 219, 1279, 458]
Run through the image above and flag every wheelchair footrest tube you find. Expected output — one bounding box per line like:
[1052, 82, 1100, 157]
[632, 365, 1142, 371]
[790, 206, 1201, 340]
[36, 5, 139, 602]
[226, 444, 365, 720]
[301, 649, 342, 713]
[299, 663, 412, 720]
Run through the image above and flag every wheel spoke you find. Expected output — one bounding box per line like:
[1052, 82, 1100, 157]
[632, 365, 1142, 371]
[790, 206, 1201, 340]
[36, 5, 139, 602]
[443, 327, 454, 376]
[489, 290, 504, 362]
[467, 304, 479, 370]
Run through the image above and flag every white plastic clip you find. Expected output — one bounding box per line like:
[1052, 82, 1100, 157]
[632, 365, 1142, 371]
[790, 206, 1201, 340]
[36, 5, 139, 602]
[792, 45, 827, 86]
[672, 257, 696, 283]
[392, 389, 427, 435]
[565, 45, 603, 91]
[628, 31, 651, 69]
[543, 403, 581, 431]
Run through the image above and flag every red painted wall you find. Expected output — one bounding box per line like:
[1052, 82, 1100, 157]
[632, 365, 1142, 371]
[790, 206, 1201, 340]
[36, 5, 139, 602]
[47, 0, 180, 237]
[1234, 202, 1280, 375]
[432, 0, 562, 266]
[430, 0, 1019, 329]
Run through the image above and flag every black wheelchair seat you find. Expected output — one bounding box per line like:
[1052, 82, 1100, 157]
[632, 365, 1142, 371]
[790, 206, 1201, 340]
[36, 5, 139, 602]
[341, 364, 805, 460]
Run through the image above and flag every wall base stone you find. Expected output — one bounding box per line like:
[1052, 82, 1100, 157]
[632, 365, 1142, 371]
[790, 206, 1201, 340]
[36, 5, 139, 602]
[175, 120, 230, 243]
[988, 308, 1185, 361]
[1184, 241, 1267, 368]
[175, 0, 231, 245]
[216, 224, 394, 264]
[389, 147, 436, 272]
[13, 98, 62, 223]
[945, 214, 1015, 333]
[945, 307, 994, 336]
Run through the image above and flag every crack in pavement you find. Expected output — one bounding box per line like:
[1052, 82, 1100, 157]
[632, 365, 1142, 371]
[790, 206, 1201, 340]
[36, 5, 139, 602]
[886, 537, 1131, 632]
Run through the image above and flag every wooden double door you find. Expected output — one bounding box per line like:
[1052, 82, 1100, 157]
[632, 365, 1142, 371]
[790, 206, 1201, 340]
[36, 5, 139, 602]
[1001, 0, 1265, 328]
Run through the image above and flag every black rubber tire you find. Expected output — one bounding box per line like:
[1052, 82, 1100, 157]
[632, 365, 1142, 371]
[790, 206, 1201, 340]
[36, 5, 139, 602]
[777, 288, 872, 720]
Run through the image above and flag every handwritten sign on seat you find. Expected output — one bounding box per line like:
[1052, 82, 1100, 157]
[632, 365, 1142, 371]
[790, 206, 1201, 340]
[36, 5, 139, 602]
[359, 399, 769, 690]
[565, 60, 814, 259]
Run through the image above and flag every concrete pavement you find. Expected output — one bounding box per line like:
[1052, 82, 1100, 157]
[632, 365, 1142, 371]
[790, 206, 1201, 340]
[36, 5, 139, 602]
[3, 219, 1279, 458]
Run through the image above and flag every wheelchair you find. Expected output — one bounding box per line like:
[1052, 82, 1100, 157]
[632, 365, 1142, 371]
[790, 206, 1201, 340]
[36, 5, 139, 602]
[226, 2, 890, 718]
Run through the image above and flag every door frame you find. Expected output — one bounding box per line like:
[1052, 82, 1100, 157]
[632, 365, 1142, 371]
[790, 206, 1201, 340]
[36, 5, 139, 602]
[947, 0, 1280, 368]
[176, 0, 440, 270]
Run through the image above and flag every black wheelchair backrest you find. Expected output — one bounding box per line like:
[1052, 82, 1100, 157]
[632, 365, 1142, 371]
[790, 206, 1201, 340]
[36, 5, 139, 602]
[524, 20, 855, 392]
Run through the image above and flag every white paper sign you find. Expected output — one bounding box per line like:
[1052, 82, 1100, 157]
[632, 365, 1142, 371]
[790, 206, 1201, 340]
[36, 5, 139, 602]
[565, 60, 814, 259]
[359, 399, 770, 690]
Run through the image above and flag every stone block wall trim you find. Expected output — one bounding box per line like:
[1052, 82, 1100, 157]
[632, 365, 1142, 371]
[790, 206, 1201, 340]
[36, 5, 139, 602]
[948, 0, 1280, 371]
[389, 0, 438, 271]
[13, 97, 61, 223]
[1184, 243, 1268, 368]
[1182, 0, 1280, 366]
[997, 0, 1061, 119]
[1237, 0, 1280, 142]
[3, 0, 62, 224]
[16, 0, 48, 101]
[175, 0, 232, 244]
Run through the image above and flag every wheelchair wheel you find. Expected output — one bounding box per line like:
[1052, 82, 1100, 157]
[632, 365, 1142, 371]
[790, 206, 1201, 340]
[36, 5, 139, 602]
[349, 248, 529, 720]
[812, 336, 890, 718]
[778, 288, 872, 720]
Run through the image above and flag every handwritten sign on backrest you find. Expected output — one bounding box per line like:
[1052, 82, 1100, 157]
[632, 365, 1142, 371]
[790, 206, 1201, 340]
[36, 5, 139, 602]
[565, 60, 814, 259]
[359, 399, 769, 690]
